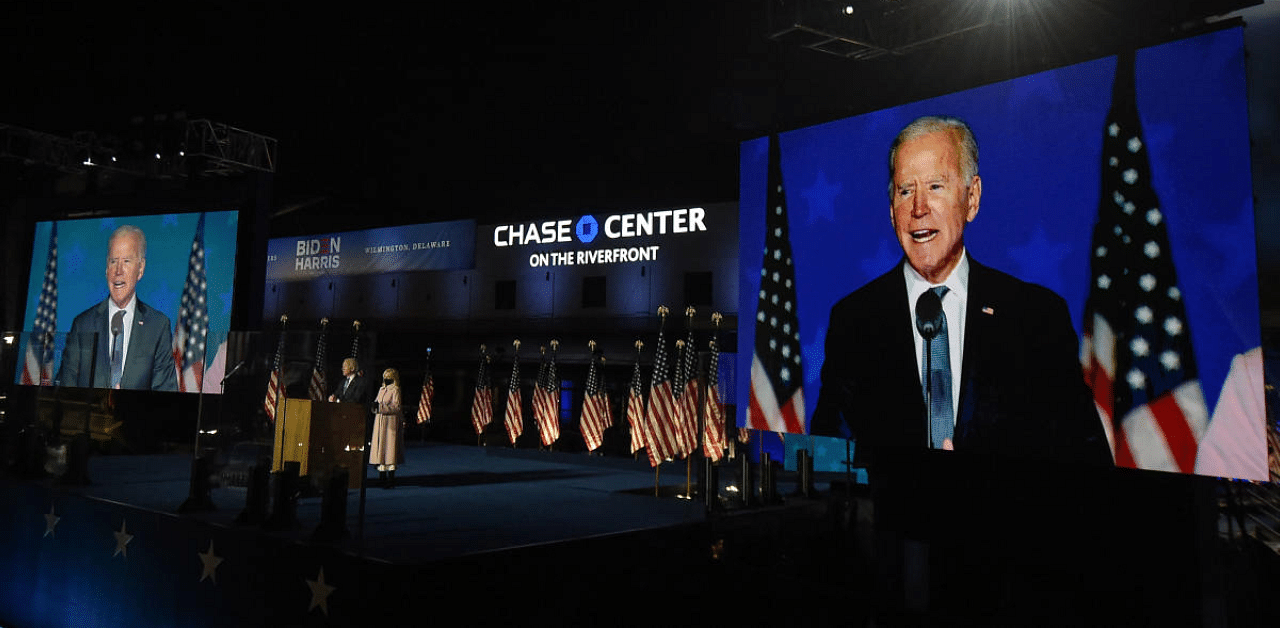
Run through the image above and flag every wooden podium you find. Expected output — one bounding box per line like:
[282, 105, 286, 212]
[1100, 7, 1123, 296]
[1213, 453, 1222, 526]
[272, 398, 366, 490]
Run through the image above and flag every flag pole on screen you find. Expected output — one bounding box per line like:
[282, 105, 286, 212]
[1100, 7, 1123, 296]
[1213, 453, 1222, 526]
[23, 222, 58, 387]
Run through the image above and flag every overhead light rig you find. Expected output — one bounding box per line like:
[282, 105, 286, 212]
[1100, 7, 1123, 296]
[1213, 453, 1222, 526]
[0, 116, 277, 181]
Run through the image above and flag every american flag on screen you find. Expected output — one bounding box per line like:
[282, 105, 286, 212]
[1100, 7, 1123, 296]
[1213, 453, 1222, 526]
[1081, 51, 1208, 473]
[173, 213, 209, 392]
[532, 343, 561, 446]
[643, 308, 682, 465]
[471, 347, 494, 435]
[580, 347, 609, 452]
[264, 318, 287, 422]
[22, 223, 57, 387]
[308, 319, 329, 401]
[416, 349, 433, 424]
[626, 341, 647, 455]
[503, 342, 524, 445]
[747, 133, 806, 434]
[704, 337, 727, 462]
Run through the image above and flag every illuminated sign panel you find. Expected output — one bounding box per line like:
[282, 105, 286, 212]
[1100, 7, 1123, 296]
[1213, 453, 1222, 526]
[266, 219, 475, 280]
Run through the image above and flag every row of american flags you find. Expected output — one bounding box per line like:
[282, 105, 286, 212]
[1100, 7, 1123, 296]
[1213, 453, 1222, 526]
[468, 309, 747, 464]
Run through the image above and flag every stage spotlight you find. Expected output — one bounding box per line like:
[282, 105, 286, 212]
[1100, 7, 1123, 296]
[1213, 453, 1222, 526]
[2, 333, 14, 345]
[154, 153, 161, 160]
[844, 5, 853, 15]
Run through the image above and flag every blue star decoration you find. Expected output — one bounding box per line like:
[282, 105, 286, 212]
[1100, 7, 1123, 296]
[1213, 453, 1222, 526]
[307, 567, 336, 615]
[43, 505, 59, 538]
[198, 540, 223, 584]
[801, 169, 842, 225]
[113, 519, 133, 558]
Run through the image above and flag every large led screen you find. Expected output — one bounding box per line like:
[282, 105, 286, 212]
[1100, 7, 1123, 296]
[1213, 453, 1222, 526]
[17, 211, 240, 394]
[738, 28, 1263, 479]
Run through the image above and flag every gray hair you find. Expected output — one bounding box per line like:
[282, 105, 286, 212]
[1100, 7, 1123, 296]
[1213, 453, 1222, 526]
[888, 116, 979, 199]
[108, 224, 147, 259]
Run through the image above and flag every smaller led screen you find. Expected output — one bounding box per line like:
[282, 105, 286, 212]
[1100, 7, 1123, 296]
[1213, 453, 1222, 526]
[17, 211, 240, 394]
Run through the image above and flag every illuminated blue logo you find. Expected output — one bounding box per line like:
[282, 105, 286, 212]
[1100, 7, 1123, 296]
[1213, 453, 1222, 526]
[575, 215, 599, 244]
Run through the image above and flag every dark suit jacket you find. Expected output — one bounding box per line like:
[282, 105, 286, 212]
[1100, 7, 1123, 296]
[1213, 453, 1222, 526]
[57, 298, 178, 391]
[334, 374, 370, 405]
[811, 258, 1111, 466]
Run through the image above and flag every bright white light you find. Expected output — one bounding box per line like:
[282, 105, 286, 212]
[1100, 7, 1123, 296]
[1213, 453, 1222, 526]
[2, 333, 15, 345]
[83, 157, 94, 166]
[844, 5, 854, 15]
[155, 153, 161, 160]
[179, 150, 185, 156]
[111, 156, 117, 162]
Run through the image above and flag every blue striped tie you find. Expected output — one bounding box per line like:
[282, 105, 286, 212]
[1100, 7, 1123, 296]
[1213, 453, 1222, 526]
[110, 309, 125, 389]
[924, 286, 952, 449]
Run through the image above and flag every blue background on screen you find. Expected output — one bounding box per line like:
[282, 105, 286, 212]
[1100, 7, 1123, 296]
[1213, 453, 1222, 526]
[21, 211, 241, 374]
[737, 28, 1257, 438]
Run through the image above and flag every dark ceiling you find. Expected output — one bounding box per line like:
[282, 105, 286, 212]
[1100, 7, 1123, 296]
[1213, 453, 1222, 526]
[3, 1, 1260, 233]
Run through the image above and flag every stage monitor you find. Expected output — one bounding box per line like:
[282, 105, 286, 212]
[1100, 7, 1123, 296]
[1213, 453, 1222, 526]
[738, 27, 1264, 480]
[17, 211, 240, 394]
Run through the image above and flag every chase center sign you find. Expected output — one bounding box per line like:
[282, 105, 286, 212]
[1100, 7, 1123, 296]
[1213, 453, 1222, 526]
[491, 207, 711, 268]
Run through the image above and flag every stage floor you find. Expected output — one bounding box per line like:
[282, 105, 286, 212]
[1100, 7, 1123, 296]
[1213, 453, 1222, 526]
[74, 441, 716, 564]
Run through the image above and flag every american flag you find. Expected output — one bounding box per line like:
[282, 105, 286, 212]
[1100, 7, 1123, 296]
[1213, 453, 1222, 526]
[349, 320, 362, 364]
[264, 317, 287, 422]
[679, 310, 701, 455]
[172, 213, 209, 392]
[416, 349, 433, 424]
[747, 133, 806, 434]
[308, 319, 329, 401]
[673, 339, 697, 457]
[626, 342, 647, 455]
[503, 342, 524, 445]
[1081, 50, 1207, 473]
[703, 335, 727, 462]
[471, 347, 494, 435]
[642, 308, 682, 465]
[22, 223, 57, 387]
[580, 347, 609, 452]
[532, 343, 561, 446]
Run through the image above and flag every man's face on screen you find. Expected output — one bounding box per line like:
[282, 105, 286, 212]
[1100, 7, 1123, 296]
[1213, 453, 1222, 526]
[106, 232, 146, 309]
[890, 129, 981, 284]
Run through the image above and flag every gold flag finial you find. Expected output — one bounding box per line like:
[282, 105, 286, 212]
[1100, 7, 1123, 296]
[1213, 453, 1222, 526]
[320, 317, 329, 327]
[685, 305, 696, 319]
[634, 339, 644, 352]
[352, 320, 362, 332]
[588, 340, 597, 352]
[550, 339, 560, 351]
[657, 305, 669, 318]
[711, 311, 723, 327]
[513, 339, 521, 351]
[280, 314, 288, 325]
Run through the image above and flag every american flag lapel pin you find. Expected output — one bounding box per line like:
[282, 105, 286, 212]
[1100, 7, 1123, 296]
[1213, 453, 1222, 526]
[982, 306, 995, 316]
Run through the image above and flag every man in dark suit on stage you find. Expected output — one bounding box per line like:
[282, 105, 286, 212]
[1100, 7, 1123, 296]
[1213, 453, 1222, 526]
[330, 357, 370, 405]
[810, 116, 1111, 466]
[57, 225, 178, 391]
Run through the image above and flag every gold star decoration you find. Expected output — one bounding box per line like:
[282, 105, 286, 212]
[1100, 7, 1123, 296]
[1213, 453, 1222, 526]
[306, 567, 336, 615]
[113, 519, 133, 558]
[198, 541, 223, 584]
[43, 505, 60, 538]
